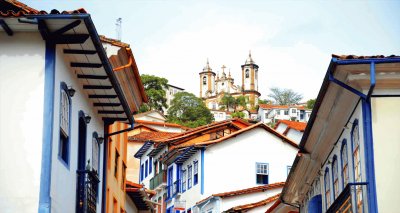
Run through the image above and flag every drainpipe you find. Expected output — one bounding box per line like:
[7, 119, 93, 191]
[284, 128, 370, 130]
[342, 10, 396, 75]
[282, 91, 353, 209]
[112, 48, 133, 72]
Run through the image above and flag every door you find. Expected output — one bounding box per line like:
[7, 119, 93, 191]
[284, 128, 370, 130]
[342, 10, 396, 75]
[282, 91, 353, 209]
[76, 112, 87, 213]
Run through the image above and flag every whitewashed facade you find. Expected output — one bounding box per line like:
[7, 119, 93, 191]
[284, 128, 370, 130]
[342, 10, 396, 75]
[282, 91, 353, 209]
[273, 55, 400, 213]
[258, 105, 311, 123]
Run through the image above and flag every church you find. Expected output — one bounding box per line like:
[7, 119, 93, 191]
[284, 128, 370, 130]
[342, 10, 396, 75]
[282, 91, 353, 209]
[199, 52, 261, 112]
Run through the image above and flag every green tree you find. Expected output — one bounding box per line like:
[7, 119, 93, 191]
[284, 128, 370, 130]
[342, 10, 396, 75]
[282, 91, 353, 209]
[231, 111, 245, 119]
[220, 93, 236, 111]
[268, 87, 303, 105]
[167, 92, 214, 128]
[235, 95, 248, 110]
[306, 98, 316, 109]
[139, 74, 169, 113]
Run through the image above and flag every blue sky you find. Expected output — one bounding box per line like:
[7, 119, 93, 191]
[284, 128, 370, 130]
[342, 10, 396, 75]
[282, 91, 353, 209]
[25, 0, 400, 101]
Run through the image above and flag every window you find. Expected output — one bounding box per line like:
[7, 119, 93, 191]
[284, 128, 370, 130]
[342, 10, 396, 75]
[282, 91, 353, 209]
[115, 150, 119, 178]
[194, 161, 198, 185]
[332, 156, 339, 199]
[203, 76, 207, 85]
[287, 166, 292, 176]
[149, 157, 153, 174]
[59, 83, 71, 165]
[341, 140, 349, 187]
[182, 169, 186, 192]
[188, 165, 192, 189]
[140, 164, 144, 181]
[284, 110, 289, 115]
[145, 160, 148, 178]
[324, 168, 331, 209]
[292, 109, 296, 113]
[352, 120, 363, 210]
[92, 133, 100, 173]
[245, 69, 249, 78]
[121, 163, 126, 190]
[256, 163, 269, 184]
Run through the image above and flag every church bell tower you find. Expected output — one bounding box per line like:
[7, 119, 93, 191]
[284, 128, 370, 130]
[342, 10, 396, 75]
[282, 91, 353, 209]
[199, 59, 216, 98]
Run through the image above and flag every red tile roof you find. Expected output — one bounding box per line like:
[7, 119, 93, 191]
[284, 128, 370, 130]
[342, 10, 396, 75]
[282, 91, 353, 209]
[135, 120, 187, 129]
[128, 131, 180, 142]
[172, 122, 299, 150]
[100, 35, 130, 48]
[332, 54, 400, 60]
[275, 120, 307, 132]
[0, 0, 87, 17]
[226, 193, 280, 212]
[196, 182, 285, 206]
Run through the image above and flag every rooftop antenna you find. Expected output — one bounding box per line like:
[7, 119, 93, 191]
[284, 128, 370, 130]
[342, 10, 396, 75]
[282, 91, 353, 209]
[116, 18, 122, 41]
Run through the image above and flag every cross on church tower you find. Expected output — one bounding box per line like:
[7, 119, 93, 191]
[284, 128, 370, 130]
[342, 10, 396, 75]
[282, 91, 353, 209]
[221, 65, 226, 73]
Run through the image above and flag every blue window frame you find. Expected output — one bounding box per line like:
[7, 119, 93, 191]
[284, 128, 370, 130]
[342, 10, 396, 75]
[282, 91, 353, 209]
[256, 162, 269, 184]
[145, 160, 148, 178]
[92, 132, 100, 173]
[188, 165, 192, 189]
[332, 155, 339, 199]
[182, 169, 187, 192]
[167, 167, 173, 198]
[324, 168, 331, 209]
[193, 161, 198, 185]
[341, 139, 349, 188]
[140, 164, 144, 181]
[149, 157, 153, 174]
[58, 82, 71, 167]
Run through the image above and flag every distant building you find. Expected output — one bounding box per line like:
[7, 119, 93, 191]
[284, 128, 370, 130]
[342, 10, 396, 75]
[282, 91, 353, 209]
[164, 84, 185, 114]
[274, 120, 307, 143]
[269, 55, 400, 213]
[199, 53, 261, 120]
[258, 104, 311, 123]
[134, 110, 167, 123]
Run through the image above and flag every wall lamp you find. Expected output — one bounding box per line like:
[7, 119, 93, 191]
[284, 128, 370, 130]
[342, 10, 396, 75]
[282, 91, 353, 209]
[67, 86, 76, 97]
[96, 136, 104, 144]
[84, 114, 91, 124]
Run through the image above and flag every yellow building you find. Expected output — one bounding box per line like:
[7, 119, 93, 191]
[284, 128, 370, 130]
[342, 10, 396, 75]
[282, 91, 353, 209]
[199, 52, 261, 111]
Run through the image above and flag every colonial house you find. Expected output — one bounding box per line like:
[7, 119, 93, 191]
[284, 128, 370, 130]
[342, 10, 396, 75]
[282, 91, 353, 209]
[258, 104, 311, 124]
[0, 2, 147, 213]
[268, 55, 400, 213]
[274, 120, 307, 144]
[134, 119, 253, 213]
[134, 110, 167, 123]
[164, 84, 185, 115]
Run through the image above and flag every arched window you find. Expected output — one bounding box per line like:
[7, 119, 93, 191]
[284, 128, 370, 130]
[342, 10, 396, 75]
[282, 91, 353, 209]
[332, 156, 339, 199]
[351, 119, 363, 210]
[245, 69, 249, 78]
[324, 168, 331, 209]
[59, 82, 71, 165]
[203, 76, 207, 85]
[341, 139, 349, 188]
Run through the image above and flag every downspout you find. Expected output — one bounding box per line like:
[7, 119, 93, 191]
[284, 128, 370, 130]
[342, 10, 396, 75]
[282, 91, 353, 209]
[112, 48, 133, 72]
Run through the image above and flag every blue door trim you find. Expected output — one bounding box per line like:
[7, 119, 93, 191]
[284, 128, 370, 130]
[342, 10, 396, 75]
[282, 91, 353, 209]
[38, 41, 56, 213]
[201, 148, 205, 195]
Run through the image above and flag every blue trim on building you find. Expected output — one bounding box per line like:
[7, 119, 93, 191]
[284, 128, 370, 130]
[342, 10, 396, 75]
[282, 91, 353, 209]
[57, 82, 71, 169]
[362, 100, 378, 212]
[324, 167, 330, 211]
[340, 139, 348, 189]
[201, 148, 204, 195]
[38, 41, 56, 213]
[331, 155, 338, 199]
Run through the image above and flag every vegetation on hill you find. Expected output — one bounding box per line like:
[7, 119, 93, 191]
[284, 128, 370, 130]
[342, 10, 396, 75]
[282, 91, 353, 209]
[268, 87, 303, 105]
[138, 74, 169, 113]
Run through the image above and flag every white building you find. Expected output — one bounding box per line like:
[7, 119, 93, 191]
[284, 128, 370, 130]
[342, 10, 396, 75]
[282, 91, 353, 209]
[274, 120, 306, 144]
[0, 2, 146, 213]
[134, 110, 167, 123]
[164, 84, 185, 114]
[158, 122, 299, 213]
[258, 104, 311, 123]
[269, 55, 400, 213]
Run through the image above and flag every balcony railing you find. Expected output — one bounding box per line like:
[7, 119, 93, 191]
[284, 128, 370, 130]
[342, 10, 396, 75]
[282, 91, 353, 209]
[149, 170, 167, 190]
[166, 180, 180, 199]
[76, 170, 100, 213]
[327, 182, 368, 213]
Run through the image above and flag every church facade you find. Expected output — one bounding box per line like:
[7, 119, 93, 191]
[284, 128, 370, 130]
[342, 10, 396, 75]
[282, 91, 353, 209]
[199, 53, 261, 111]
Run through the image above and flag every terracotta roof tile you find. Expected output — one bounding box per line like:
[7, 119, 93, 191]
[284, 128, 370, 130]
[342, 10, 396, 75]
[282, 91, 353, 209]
[100, 35, 130, 48]
[226, 193, 280, 212]
[259, 104, 306, 110]
[0, 0, 87, 17]
[135, 120, 187, 129]
[332, 54, 400, 60]
[275, 120, 307, 132]
[196, 182, 284, 206]
[128, 131, 180, 142]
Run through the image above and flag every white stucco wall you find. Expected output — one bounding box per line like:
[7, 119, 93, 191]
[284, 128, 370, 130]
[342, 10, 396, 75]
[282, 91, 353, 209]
[275, 123, 287, 134]
[50, 45, 105, 213]
[286, 129, 302, 144]
[0, 32, 45, 213]
[371, 97, 400, 213]
[204, 128, 298, 196]
[125, 195, 139, 213]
